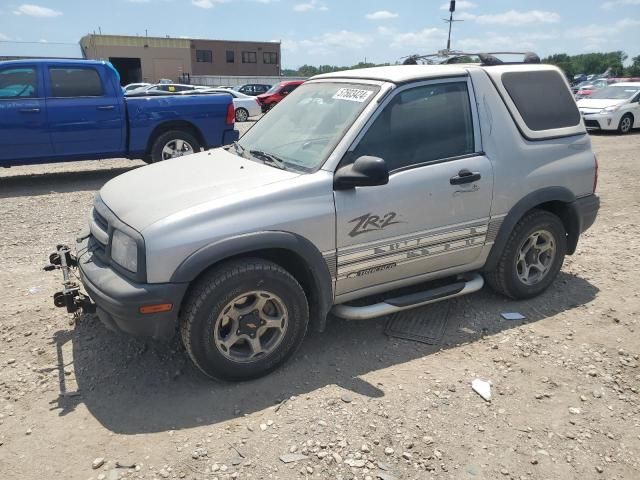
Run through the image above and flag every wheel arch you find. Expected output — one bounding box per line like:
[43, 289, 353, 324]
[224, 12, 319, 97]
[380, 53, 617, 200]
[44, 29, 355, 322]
[171, 231, 334, 333]
[146, 120, 207, 155]
[485, 187, 582, 271]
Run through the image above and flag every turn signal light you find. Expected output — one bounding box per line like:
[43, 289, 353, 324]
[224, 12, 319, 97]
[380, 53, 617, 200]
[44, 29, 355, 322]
[139, 303, 173, 314]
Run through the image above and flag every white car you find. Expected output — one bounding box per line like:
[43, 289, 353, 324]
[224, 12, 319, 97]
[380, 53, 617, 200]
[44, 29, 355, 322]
[577, 82, 640, 134]
[123, 82, 151, 93]
[198, 88, 261, 122]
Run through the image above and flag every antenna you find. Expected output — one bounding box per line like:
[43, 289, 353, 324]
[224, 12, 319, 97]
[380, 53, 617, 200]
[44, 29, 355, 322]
[443, 1, 463, 51]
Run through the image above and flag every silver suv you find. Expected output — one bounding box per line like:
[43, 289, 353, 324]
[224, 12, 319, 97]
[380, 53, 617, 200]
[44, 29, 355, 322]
[50, 60, 600, 380]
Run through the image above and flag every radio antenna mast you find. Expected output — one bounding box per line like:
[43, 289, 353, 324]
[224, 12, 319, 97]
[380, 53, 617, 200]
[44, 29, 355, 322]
[444, 1, 463, 51]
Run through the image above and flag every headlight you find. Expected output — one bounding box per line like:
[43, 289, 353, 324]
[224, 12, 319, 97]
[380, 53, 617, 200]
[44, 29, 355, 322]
[600, 105, 620, 114]
[111, 230, 138, 272]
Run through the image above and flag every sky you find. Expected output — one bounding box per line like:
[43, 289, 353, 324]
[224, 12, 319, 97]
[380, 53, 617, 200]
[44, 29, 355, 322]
[1, 0, 639, 68]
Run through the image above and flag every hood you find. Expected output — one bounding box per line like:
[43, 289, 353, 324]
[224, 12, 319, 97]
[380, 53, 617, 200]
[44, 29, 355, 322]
[577, 98, 625, 110]
[99, 148, 299, 231]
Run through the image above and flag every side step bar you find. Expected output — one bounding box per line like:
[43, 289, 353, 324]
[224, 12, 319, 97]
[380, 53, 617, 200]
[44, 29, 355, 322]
[331, 273, 484, 320]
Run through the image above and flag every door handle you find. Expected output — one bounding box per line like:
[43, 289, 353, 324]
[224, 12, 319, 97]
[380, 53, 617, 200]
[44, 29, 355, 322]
[450, 169, 481, 185]
[19, 108, 41, 113]
[96, 105, 115, 111]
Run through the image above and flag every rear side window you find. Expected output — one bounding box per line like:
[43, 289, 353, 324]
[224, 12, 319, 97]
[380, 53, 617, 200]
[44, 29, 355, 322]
[0, 67, 38, 98]
[49, 68, 104, 97]
[502, 71, 580, 131]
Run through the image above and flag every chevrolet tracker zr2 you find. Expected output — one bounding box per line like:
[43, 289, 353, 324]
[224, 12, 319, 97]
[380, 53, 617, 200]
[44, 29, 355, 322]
[49, 59, 600, 381]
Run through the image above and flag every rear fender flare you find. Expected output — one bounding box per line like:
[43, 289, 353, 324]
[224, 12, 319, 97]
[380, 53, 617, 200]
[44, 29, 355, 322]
[485, 187, 579, 271]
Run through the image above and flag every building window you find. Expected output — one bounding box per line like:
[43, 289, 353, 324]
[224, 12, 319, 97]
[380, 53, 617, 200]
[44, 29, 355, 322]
[196, 50, 213, 63]
[263, 52, 278, 64]
[226, 50, 235, 63]
[242, 51, 257, 64]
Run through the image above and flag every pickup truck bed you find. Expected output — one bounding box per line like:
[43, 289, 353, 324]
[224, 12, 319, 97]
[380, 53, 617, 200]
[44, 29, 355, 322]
[0, 59, 238, 167]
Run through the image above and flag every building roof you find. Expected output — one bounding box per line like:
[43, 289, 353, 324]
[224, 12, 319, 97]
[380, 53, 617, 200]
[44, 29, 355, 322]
[0, 41, 83, 59]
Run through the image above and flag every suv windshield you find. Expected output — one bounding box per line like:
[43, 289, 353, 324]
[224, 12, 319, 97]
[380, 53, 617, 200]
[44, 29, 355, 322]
[237, 82, 379, 172]
[590, 85, 640, 100]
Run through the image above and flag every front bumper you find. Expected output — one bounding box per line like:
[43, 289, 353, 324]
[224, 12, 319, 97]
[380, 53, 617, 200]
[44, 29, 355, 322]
[76, 238, 189, 339]
[581, 112, 618, 131]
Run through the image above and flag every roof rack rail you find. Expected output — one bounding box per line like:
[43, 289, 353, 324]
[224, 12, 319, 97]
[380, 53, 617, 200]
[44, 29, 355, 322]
[401, 50, 540, 66]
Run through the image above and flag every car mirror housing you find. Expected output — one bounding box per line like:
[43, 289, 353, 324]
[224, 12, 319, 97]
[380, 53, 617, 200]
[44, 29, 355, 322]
[334, 156, 389, 190]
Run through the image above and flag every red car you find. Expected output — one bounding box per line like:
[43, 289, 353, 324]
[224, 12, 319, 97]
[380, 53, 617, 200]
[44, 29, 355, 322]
[256, 80, 305, 112]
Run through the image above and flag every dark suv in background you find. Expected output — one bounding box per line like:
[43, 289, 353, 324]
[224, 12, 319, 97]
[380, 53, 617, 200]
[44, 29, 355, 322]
[235, 84, 271, 96]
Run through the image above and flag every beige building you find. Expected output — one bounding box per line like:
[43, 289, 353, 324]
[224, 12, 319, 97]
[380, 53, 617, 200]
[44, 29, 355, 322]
[80, 34, 281, 85]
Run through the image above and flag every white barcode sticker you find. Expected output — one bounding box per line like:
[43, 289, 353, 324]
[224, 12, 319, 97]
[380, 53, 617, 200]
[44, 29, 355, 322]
[332, 88, 373, 102]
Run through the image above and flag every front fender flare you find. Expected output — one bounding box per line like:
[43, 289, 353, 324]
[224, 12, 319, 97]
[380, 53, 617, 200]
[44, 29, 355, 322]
[171, 231, 334, 332]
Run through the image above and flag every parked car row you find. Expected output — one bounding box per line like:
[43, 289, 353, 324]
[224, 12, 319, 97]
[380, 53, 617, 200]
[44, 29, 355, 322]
[123, 80, 307, 119]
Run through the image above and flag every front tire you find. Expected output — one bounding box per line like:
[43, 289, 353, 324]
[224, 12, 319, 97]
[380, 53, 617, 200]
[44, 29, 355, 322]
[180, 259, 309, 381]
[235, 107, 249, 122]
[618, 113, 633, 134]
[150, 130, 201, 163]
[485, 210, 566, 299]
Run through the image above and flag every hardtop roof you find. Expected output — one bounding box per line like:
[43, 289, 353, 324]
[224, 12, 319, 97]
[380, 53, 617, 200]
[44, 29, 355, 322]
[311, 63, 560, 84]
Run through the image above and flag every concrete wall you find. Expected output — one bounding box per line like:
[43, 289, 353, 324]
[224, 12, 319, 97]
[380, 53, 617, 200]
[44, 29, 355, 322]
[191, 39, 281, 76]
[191, 75, 307, 87]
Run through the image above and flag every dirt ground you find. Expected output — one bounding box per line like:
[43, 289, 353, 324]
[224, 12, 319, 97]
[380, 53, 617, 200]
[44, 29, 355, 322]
[0, 127, 638, 480]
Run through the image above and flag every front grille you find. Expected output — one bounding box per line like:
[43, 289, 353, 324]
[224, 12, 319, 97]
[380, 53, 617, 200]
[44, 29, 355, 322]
[584, 119, 600, 129]
[89, 207, 109, 261]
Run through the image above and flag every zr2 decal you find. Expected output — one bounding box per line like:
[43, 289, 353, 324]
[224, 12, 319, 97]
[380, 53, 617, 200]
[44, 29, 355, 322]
[348, 212, 403, 238]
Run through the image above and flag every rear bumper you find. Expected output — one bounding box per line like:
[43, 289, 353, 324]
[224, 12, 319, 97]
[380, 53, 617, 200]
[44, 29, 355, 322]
[77, 239, 188, 339]
[575, 194, 600, 233]
[223, 128, 239, 145]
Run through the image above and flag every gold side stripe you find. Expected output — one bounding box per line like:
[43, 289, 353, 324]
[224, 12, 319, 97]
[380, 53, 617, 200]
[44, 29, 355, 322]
[338, 235, 486, 276]
[338, 224, 488, 266]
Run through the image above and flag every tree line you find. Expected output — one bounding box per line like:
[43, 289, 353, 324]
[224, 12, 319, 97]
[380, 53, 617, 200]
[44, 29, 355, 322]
[283, 52, 640, 78]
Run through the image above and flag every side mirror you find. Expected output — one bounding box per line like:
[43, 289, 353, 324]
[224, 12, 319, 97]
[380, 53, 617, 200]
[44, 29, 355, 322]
[334, 156, 389, 190]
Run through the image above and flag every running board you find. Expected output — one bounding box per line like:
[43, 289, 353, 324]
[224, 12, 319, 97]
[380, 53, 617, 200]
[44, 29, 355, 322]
[331, 273, 484, 320]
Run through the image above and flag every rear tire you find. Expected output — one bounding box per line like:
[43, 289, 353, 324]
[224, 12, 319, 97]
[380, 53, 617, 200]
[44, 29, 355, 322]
[150, 130, 201, 163]
[235, 108, 249, 122]
[618, 113, 633, 134]
[485, 210, 566, 299]
[180, 259, 309, 381]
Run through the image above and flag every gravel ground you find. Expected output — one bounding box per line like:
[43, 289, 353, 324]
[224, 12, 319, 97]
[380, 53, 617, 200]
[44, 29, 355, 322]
[0, 127, 639, 480]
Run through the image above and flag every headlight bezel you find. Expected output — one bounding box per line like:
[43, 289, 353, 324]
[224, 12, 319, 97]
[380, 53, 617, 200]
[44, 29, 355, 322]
[599, 105, 620, 114]
[93, 193, 147, 283]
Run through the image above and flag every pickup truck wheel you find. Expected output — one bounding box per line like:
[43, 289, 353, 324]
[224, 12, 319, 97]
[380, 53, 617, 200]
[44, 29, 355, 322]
[150, 130, 201, 163]
[235, 107, 249, 122]
[180, 259, 309, 381]
[485, 210, 566, 300]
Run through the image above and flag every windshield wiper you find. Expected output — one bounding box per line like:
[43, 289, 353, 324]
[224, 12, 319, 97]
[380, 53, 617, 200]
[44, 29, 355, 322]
[249, 149, 287, 170]
[231, 141, 246, 157]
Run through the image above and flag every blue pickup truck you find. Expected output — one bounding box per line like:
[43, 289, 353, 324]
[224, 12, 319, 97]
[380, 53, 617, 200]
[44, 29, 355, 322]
[0, 59, 238, 167]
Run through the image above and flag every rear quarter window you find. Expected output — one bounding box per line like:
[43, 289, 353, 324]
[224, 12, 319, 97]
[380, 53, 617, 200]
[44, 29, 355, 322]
[501, 70, 580, 131]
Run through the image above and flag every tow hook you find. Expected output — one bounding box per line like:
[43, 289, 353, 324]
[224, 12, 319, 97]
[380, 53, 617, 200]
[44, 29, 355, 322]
[45, 244, 96, 316]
